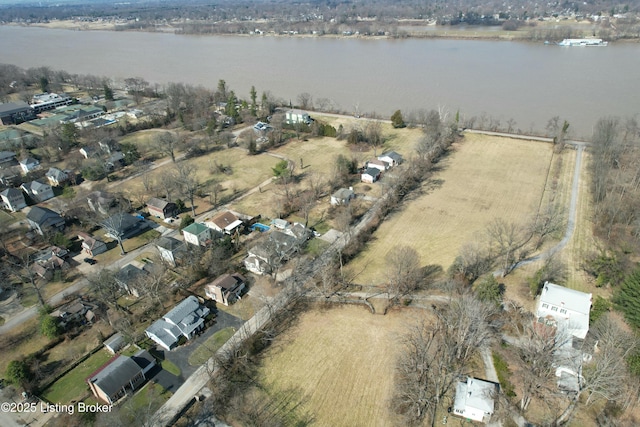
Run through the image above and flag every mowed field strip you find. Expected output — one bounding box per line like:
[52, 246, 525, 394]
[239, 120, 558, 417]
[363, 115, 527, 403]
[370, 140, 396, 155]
[256, 305, 419, 427]
[348, 133, 556, 285]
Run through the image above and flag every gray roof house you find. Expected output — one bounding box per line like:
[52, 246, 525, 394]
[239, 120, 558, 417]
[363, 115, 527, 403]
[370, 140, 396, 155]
[21, 179, 54, 202]
[104, 332, 126, 354]
[147, 197, 179, 220]
[145, 296, 211, 351]
[205, 273, 246, 306]
[156, 236, 186, 267]
[1, 187, 27, 212]
[331, 188, 355, 206]
[102, 212, 149, 240]
[0, 101, 35, 125]
[86, 354, 149, 404]
[46, 167, 69, 186]
[244, 231, 299, 275]
[26, 206, 65, 235]
[361, 167, 381, 183]
[377, 151, 403, 166]
[453, 377, 499, 423]
[0, 151, 16, 166]
[19, 157, 40, 174]
[87, 191, 116, 215]
[114, 263, 149, 297]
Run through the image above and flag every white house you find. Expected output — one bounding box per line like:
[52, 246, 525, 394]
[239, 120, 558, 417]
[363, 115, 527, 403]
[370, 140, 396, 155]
[19, 157, 40, 174]
[453, 377, 499, 423]
[331, 188, 355, 206]
[366, 158, 389, 172]
[285, 109, 312, 125]
[536, 282, 592, 340]
[377, 151, 403, 167]
[145, 296, 210, 351]
[79, 146, 98, 159]
[46, 167, 69, 186]
[155, 236, 186, 266]
[182, 222, 212, 247]
[1, 188, 27, 212]
[21, 179, 54, 203]
[361, 167, 381, 184]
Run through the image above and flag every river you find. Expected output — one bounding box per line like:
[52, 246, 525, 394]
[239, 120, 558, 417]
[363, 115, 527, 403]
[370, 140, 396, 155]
[2, 25, 640, 138]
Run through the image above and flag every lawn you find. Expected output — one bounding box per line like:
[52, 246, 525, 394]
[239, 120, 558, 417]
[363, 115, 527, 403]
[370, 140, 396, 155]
[346, 133, 556, 285]
[42, 349, 114, 404]
[188, 327, 236, 366]
[253, 305, 419, 427]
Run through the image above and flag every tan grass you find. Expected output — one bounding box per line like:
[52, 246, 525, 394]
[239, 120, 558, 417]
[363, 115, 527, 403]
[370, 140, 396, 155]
[256, 304, 418, 427]
[347, 134, 555, 286]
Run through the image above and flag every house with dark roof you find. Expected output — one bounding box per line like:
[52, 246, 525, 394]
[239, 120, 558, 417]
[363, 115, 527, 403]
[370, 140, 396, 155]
[361, 167, 381, 184]
[147, 197, 179, 220]
[104, 333, 125, 354]
[331, 188, 355, 206]
[114, 263, 149, 297]
[46, 167, 69, 187]
[79, 146, 98, 159]
[378, 151, 403, 167]
[86, 352, 154, 404]
[21, 179, 54, 203]
[0, 151, 16, 166]
[1, 188, 27, 212]
[205, 273, 246, 306]
[156, 236, 186, 267]
[244, 231, 300, 275]
[102, 212, 149, 240]
[0, 101, 35, 125]
[206, 210, 243, 235]
[78, 232, 108, 257]
[19, 157, 40, 174]
[145, 296, 211, 351]
[26, 206, 65, 235]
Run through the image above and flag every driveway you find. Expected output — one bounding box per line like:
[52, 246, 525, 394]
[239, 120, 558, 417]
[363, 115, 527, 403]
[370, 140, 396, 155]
[154, 309, 245, 385]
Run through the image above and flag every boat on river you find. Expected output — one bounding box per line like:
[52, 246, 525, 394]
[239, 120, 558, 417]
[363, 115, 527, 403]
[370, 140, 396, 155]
[558, 38, 608, 46]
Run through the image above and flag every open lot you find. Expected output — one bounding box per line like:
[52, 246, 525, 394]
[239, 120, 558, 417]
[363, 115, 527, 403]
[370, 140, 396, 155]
[253, 304, 419, 427]
[347, 133, 556, 285]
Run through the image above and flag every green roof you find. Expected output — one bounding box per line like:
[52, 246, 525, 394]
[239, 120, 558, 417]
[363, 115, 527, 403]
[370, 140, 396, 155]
[182, 222, 209, 235]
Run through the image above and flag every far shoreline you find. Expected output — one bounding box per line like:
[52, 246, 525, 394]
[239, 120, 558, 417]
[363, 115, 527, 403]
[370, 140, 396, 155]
[4, 20, 639, 44]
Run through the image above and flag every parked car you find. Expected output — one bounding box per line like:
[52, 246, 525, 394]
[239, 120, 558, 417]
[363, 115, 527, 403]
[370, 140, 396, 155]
[83, 258, 97, 265]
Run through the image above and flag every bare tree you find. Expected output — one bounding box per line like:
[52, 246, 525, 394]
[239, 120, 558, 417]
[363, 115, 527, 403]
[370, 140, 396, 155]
[155, 131, 178, 162]
[364, 120, 384, 156]
[174, 162, 200, 216]
[156, 170, 176, 202]
[87, 269, 123, 314]
[449, 240, 494, 284]
[385, 245, 423, 304]
[297, 92, 313, 110]
[486, 218, 532, 276]
[529, 202, 565, 249]
[124, 77, 149, 105]
[7, 252, 46, 307]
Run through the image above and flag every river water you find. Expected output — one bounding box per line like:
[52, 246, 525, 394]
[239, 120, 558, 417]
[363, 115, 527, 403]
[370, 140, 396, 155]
[2, 25, 640, 138]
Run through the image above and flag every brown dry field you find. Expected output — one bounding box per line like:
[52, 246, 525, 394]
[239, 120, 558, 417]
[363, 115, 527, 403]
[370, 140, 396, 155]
[347, 133, 556, 286]
[255, 304, 424, 427]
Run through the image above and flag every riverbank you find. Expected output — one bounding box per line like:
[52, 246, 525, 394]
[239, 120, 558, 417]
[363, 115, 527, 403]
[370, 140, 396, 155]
[6, 18, 636, 42]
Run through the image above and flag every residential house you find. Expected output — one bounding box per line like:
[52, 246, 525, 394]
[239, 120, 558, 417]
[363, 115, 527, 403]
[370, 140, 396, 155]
[106, 151, 125, 170]
[536, 282, 592, 340]
[86, 353, 153, 404]
[536, 282, 593, 392]
[60, 107, 104, 124]
[49, 298, 96, 328]
[46, 167, 69, 186]
[283, 222, 312, 241]
[30, 93, 73, 113]
[378, 151, 404, 167]
[453, 377, 499, 423]
[21, 179, 54, 203]
[19, 157, 40, 174]
[271, 218, 290, 230]
[244, 231, 299, 275]
[99, 139, 120, 154]
[0, 151, 16, 167]
[102, 213, 149, 240]
[147, 197, 179, 220]
[145, 296, 211, 351]
[206, 210, 243, 235]
[366, 158, 389, 172]
[26, 206, 65, 235]
[0, 101, 35, 125]
[156, 236, 186, 267]
[1, 188, 27, 212]
[104, 333, 125, 354]
[285, 109, 312, 125]
[182, 222, 212, 247]
[78, 232, 108, 257]
[79, 146, 98, 159]
[331, 188, 355, 206]
[87, 191, 117, 215]
[0, 170, 19, 186]
[361, 167, 381, 184]
[33, 248, 70, 280]
[114, 263, 149, 297]
[205, 273, 246, 306]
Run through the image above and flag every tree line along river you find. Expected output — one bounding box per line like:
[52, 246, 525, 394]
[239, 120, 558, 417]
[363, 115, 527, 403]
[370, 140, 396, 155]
[2, 25, 640, 138]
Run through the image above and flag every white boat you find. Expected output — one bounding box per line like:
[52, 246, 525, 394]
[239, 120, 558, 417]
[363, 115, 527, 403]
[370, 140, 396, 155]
[558, 38, 608, 46]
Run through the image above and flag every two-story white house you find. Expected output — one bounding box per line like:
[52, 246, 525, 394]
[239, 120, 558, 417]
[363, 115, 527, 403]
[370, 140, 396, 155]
[22, 179, 54, 203]
[285, 109, 312, 125]
[182, 222, 212, 247]
[453, 377, 499, 423]
[1, 188, 27, 212]
[536, 281, 592, 340]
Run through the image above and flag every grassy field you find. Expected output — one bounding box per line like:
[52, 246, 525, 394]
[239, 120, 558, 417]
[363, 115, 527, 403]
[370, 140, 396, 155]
[254, 304, 420, 427]
[346, 133, 555, 286]
[42, 349, 114, 404]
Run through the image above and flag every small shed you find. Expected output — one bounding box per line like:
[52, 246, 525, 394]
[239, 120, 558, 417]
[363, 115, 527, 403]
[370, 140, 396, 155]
[104, 333, 125, 354]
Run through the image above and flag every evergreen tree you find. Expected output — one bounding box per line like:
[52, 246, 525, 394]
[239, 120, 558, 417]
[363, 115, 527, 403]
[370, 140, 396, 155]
[475, 275, 503, 308]
[614, 266, 640, 329]
[104, 83, 114, 101]
[391, 109, 406, 128]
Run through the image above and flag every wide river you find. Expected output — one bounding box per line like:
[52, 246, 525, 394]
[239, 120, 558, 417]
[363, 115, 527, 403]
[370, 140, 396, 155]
[2, 25, 640, 138]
